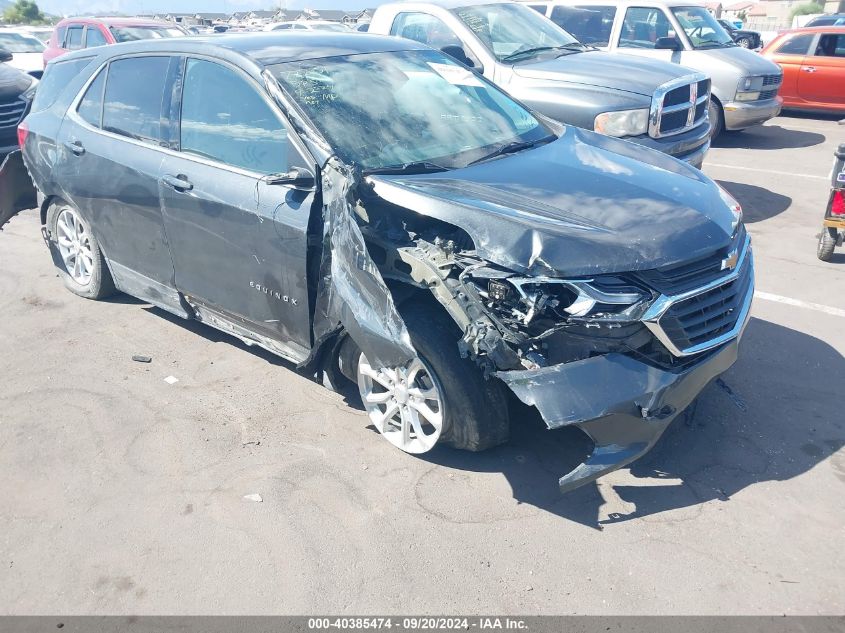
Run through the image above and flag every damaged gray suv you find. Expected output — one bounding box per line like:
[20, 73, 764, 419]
[1, 33, 753, 492]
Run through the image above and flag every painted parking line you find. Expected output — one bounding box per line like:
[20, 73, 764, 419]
[755, 291, 845, 318]
[705, 163, 828, 180]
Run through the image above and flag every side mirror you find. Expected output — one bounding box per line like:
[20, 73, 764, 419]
[264, 167, 315, 190]
[655, 36, 681, 51]
[440, 45, 479, 70]
[0, 48, 13, 63]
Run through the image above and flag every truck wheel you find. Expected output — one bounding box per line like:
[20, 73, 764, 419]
[736, 37, 751, 48]
[708, 99, 724, 139]
[355, 302, 509, 454]
[817, 227, 837, 262]
[47, 201, 115, 299]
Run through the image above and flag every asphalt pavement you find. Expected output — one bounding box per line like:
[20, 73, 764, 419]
[0, 113, 843, 615]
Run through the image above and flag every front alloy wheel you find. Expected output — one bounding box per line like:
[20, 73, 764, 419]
[56, 207, 94, 286]
[357, 353, 444, 454]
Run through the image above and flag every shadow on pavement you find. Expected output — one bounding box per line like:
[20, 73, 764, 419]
[717, 180, 792, 223]
[415, 317, 845, 529]
[129, 299, 844, 531]
[712, 125, 825, 151]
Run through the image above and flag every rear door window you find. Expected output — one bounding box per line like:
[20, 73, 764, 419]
[77, 68, 106, 126]
[85, 26, 108, 48]
[619, 7, 674, 48]
[815, 33, 845, 57]
[774, 33, 814, 55]
[179, 58, 288, 174]
[551, 5, 617, 46]
[66, 26, 84, 50]
[31, 57, 94, 112]
[102, 56, 171, 143]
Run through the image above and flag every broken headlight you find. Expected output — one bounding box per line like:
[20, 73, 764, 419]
[489, 275, 653, 327]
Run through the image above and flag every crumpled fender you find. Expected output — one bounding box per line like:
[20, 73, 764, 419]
[0, 150, 37, 231]
[497, 340, 740, 492]
[308, 157, 416, 370]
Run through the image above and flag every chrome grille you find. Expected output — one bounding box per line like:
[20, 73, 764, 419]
[649, 74, 711, 139]
[642, 235, 754, 357]
[0, 97, 27, 129]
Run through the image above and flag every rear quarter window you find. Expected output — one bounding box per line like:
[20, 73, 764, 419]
[30, 57, 95, 113]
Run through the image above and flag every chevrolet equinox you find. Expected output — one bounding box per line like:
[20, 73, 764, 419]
[0, 33, 754, 491]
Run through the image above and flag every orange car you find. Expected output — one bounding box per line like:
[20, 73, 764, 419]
[761, 26, 845, 112]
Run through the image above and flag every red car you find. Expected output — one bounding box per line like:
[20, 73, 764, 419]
[761, 26, 845, 112]
[43, 17, 188, 66]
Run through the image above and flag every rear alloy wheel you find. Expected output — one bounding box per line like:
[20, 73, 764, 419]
[817, 226, 838, 262]
[56, 207, 95, 286]
[357, 353, 444, 454]
[48, 201, 115, 299]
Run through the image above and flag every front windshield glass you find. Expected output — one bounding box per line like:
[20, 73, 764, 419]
[0, 32, 45, 53]
[109, 26, 186, 41]
[453, 3, 581, 62]
[272, 50, 549, 171]
[671, 7, 735, 48]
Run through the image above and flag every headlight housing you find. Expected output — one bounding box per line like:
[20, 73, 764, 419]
[497, 275, 652, 325]
[594, 108, 649, 137]
[735, 75, 761, 101]
[20, 77, 38, 102]
[717, 184, 743, 235]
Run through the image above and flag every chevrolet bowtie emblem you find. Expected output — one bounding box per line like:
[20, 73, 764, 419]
[721, 249, 739, 271]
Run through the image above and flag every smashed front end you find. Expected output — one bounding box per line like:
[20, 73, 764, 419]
[331, 171, 754, 492]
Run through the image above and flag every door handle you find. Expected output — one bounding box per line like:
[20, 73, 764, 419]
[802, 66, 817, 73]
[161, 174, 193, 192]
[65, 140, 85, 156]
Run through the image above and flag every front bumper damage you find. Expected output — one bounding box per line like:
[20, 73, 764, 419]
[498, 338, 741, 492]
[311, 164, 752, 494]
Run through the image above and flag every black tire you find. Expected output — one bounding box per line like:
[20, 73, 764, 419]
[47, 200, 116, 300]
[708, 99, 724, 139]
[817, 226, 838, 262]
[400, 301, 510, 452]
[736, 37, 751, 48]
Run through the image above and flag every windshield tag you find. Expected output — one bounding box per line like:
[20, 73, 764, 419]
[426, 62, 483, 87]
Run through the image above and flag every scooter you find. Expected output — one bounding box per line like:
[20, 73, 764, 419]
[817, 119, 845, 262]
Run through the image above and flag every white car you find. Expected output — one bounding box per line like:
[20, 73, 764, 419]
[264, 20, 351, 32]
[0, 30, 45, 77]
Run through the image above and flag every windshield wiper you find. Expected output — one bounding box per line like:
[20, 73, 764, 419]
[696, 39, 735, 48]
[468, 136, 555, 166]
[363, 161, 449, 175]
[502, 44, 582, 62]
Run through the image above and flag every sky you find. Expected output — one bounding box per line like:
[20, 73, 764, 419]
[34, 0, 379, 18]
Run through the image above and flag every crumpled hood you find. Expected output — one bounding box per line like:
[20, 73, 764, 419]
[368, 127, 736, 277]
[510, 50, 694, 97]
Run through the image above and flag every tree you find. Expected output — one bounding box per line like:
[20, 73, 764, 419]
[2, 0, 46, 24]
[789, 1, 824, 20]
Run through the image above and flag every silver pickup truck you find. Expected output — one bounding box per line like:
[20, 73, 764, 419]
[370, 0, 712, 167]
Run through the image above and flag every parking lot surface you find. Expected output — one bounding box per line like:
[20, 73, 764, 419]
[1, 113, 843, 615]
